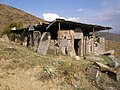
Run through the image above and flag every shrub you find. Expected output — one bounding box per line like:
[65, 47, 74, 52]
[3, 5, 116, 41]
[1, 22, 23, 40]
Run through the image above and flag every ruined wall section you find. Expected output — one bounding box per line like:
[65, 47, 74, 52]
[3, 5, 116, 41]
[57, 29, 76, 57]
[83, 35, 105, 56]
[19, 28, 106, 57]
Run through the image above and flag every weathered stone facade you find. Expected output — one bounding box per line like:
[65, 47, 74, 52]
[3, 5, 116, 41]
[19, 29, 106, 57]
[11, 19, 111, 58]
[82, 36, 105, 56]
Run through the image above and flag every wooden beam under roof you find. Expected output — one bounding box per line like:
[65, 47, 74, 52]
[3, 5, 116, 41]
[54, 18, 112, 32]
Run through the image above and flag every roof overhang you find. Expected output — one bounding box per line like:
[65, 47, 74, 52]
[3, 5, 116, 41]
[11, 18, 112, 34]
[54, 19, 112, 32]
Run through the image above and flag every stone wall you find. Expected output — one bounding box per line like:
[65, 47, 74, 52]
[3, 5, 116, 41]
[57, 29, 76, 57]
[83, 36, 105, 56]
[19, 29, 106, 57]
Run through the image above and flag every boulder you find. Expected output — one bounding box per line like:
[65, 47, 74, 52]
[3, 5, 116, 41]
[103, 50, 115, 55]
[37, 32, 51, 55]
[47, 40, 58, 55]
[94, 61, 113, 72]
[94, 61, 120, 81]
[86, 67, 100, 82]
[33, 31, 41, 52]
[0, 34, 10, 42]
[75, 56, 80, 60]
[108, 61, 119, 68]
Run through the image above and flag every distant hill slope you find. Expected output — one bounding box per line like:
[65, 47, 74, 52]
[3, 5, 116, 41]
[0, 4, 45, 36]
[105, 40, 120, 59]
[94, 32, 120, 59]
[95, 32, 120, 42]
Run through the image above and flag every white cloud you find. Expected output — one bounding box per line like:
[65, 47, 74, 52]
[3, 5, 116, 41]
[43, 12, 82, 22]
[42, 3, 120, 34]
[67, 17, 81, 22]
[43, 13, 59, 21]
[76, 8, 84, 12]
[43, 13, 65, 21]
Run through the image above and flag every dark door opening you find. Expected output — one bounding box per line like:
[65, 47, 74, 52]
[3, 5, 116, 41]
[74, 39, 81, 56]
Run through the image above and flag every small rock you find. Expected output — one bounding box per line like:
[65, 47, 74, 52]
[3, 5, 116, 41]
[4, 46, 17, 51]
[86, 56, 102, 61]
[108, 61, 119, 68]
[73, 74, 79, 81]
[75, 56, 80, 60]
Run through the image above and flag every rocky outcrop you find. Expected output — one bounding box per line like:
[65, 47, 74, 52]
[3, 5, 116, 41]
[0, 34, 10, 43]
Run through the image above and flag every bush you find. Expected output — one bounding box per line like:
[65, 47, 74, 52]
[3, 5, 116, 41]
[1, 22, 23, 40]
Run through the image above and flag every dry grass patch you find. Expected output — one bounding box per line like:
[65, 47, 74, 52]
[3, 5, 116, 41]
[0, 41, 98, 90]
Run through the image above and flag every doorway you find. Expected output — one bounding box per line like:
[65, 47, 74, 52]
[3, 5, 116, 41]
[74, 39, 81, 56]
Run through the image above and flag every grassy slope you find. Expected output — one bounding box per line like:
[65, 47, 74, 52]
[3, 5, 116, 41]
[105, 40, 120, 60]
[95, 32, 120, 59]
[0, 41, 120, 90]
[0, 41, 97, 90]
[0, 4, 45, 36]
[95, 32, 120, 42]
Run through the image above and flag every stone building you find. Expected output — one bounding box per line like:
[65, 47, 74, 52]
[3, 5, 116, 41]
[11, 19, 112, 57]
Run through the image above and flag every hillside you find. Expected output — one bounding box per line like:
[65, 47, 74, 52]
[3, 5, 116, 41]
[105, 40, 120, 60]
[0, 4, 45, 36]
[1, 40, 120, 90]
[0, 40, 97, 90]
[95, 32, 120, 42]
[94, 32, 120, 59]
[0, 4, 120, 90]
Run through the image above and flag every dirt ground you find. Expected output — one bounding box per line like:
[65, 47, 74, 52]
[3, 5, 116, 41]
[0, 40, 120, 90]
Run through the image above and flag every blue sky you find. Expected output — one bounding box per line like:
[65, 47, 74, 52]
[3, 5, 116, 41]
[0, 0, 120, 34]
